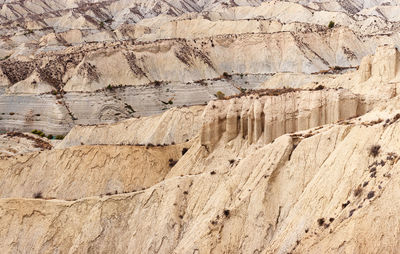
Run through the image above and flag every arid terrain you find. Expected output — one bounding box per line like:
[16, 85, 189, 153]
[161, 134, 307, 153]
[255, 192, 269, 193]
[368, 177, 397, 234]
[2, 0, 400, 253]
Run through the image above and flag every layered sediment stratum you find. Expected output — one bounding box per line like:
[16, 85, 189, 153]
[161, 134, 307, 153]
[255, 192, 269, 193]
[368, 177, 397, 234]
[2, 0, 400, 134]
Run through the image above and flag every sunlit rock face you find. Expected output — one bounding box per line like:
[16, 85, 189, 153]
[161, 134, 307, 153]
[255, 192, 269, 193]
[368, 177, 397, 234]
[3, 1, 400, 254]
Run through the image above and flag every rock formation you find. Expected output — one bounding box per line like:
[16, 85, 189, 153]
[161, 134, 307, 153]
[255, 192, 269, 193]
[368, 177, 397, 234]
[2, 0, 400, 134]
[200, 89, 361, 149]
[2, 1, 400, 254]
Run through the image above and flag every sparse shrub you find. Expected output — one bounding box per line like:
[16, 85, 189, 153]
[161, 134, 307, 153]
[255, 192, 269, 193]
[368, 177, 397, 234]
[223, 209, 230, 217]
[55, 135, 65, 140]
[353, 186, 362, 197]
[367, 191, 375, 199]
[317, 218, 325, 226]
[328, 21, 335, 29]
[369, 145, 381, 157]
[24, 29, 33, 35]
[215, 91, 225, 100]
[314, 85, 325, 90]
[51, 90, 57, 95]
[169, 158, 178, 167]
[33, 192, 42, 199]
[342, 200, 350, 209]
[99, 21, 105, 29]
[222, 72, 232, 79]
[1, 55, 10, 61]
[210, 171, 216, 175]
[9, 112, 15, 115]
[124, 104, 135, 113]
[182, 148, 188, 155]
[47, 134, 53, 139]
[394, 113, 400, 122]
[32, 129, 46, 137]
[228, 159, 235, 165]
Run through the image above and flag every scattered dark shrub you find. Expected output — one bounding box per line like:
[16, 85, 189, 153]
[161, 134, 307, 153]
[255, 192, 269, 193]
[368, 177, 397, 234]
[353, 186, 362, 197]
[210, 171, 216, 175]
[169, 158, 177, 167]
[328, 21, 335, 28]
[223, 209, 230, 217]
[33, 192, 42, 199]
[182, 148, 188, 155]
[317, 218, 325, 226]
[369, 145, 381, 157]
[222, 72, 232, 79]
[367, 191, 375, 199]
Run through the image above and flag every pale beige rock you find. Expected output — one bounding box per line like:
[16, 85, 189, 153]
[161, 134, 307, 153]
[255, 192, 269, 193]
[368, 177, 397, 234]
[0, 144, 185, 200]
[3, 1, 400, 254]
[57, 105, 204, 148]
[200, 89, 361, 149]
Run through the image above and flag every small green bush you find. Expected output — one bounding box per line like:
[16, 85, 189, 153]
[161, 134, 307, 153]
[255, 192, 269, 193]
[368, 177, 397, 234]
[328, 21, 335, 29]
[31, 129, 46, 137]
[215, 91, 225, 100]
[55, 135, 65, 140]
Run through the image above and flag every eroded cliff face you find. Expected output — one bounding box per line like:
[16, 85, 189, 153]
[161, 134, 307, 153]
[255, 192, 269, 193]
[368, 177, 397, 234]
[0, 144, 186, 200]
[1, 0, 400, 134]
[200, 89, 362, 149]
[2, 107, 400, 253]
[3, 2, 400, 254]
[56, 105, 204, 149]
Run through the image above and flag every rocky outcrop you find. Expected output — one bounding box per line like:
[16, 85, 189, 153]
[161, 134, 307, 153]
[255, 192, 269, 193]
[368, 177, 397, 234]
[359, 45, 400, 82]
[57, 105, 205, 148]
[0, 132, 55, 156]
[1, 113, 400, 253]
[200, 89, 362, 149]
[0, 144, 185, 200]
[4, 1, 400, 253]
[2, 0, 400, 135]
